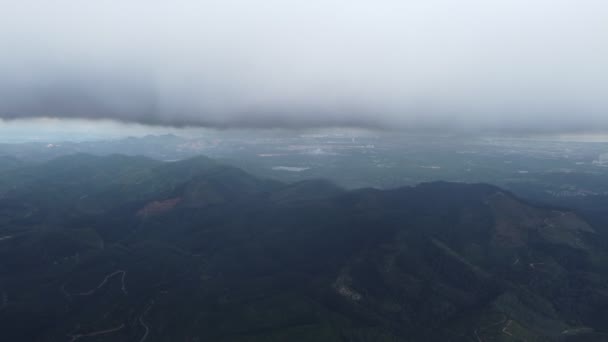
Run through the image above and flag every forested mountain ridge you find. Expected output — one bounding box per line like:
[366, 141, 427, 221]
[0, 154, 606, 341]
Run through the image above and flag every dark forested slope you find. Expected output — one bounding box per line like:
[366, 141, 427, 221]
[0, 155, 606, 341]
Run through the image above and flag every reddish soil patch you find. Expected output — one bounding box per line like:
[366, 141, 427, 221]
[137, 197, 182, 217]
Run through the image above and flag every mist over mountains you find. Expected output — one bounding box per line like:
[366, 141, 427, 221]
[2, 0, 608, 133]
[2, 1, 608, 340]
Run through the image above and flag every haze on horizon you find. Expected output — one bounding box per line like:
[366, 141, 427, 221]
[1, 0, 607, 134]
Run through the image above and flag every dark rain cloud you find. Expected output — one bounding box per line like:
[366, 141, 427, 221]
[1, 0, 607, 133]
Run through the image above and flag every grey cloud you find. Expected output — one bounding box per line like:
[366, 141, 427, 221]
[1, 0, 607, 133]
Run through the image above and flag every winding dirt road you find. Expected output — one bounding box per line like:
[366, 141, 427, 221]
[63, 270, 128, 297]
[138, 300, 155, 342]
[67, 323, 125, 342]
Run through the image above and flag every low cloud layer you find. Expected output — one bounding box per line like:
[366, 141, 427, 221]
[1, 0, 607, 133]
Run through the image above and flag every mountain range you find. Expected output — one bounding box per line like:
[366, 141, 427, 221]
[0, 154, 607, 341]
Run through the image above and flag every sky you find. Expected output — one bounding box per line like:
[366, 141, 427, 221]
[1, 0, 607, 134]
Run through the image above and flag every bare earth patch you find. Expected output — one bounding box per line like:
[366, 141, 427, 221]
[137, 198, 182, 217]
